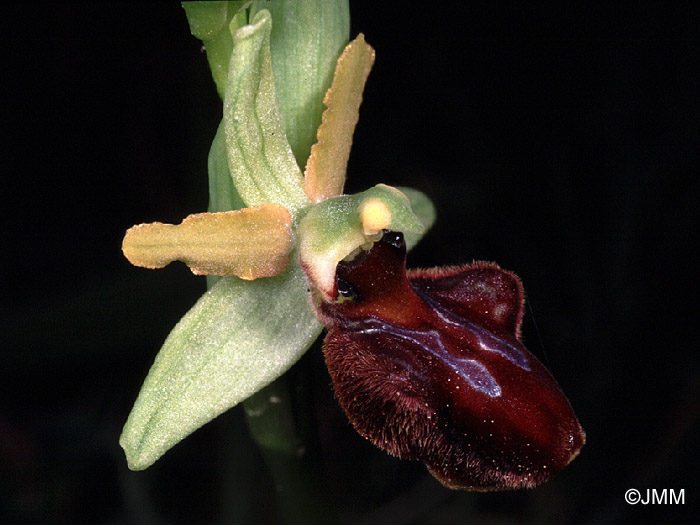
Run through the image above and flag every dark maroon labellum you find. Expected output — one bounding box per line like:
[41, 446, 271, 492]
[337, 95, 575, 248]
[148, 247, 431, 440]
[316, 231, 585, 490]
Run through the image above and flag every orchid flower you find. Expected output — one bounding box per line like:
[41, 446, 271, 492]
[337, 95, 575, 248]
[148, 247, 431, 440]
[119, 1, 583, 491]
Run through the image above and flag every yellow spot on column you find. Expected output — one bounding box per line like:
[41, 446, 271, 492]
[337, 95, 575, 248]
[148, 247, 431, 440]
[360, 198, 391, 235]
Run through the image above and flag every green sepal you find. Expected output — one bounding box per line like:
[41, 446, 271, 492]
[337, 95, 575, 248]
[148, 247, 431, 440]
[396, 186, 436, 251]
[224, 9, 310, 217]
[119, 258, 322, 471]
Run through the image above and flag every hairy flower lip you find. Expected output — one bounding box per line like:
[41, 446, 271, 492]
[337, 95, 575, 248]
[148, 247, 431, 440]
[317, 231, 586, 490]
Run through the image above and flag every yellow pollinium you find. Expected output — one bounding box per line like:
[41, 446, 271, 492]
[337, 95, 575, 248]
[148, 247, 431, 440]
[360, 198, 391, 235]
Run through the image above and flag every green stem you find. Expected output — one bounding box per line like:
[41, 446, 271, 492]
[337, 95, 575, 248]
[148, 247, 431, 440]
[187, 1, 350, 519]
[243, 376, 333, 524]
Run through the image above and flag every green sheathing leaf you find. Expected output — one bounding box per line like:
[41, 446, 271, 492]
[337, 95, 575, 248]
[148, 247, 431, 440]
[119, 258, 322, 470]
[182, 1, 232, 40]
[182, 1, 249, 100]
[396, 186, 437, 251]
[251, 0, 350, 168]
[224, 10, 310, 217]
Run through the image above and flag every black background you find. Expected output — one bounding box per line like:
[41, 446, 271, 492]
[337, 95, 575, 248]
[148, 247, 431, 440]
[2, 2, 698, 523]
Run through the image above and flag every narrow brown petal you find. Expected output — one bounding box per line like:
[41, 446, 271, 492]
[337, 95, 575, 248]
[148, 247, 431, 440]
[122, 203, 292, 279]
[304, 34, 375, 202]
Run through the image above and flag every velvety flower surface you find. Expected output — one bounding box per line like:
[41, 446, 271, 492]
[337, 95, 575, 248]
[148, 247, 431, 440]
[315, 231, 585, 490]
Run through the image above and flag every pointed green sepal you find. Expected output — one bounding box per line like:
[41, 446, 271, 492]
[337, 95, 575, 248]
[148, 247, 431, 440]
[224, 9, 310, 217]
[119, 260, 322, 470]
[395, 186, 436, 251]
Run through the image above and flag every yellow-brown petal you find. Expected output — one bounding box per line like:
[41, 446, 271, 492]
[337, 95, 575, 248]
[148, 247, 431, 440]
[304, 34, 375, 203]
[122, 203, 292, 279]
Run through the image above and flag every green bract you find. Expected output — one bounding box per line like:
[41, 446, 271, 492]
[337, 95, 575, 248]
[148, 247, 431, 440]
[120, 1, 435, 471]
[182, 1, 246, 100]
